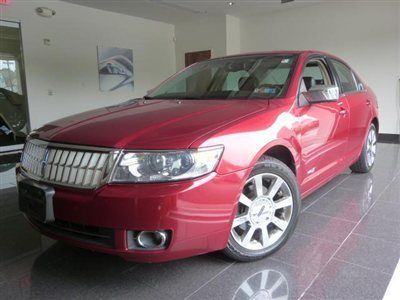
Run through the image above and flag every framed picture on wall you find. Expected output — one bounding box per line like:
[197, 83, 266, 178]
[97, 46, 134, 92]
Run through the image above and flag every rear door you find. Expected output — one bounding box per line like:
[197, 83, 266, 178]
[296, 57, 350, 192]
[329, 59, 372, 158]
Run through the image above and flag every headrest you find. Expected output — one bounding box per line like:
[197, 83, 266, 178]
[302, 77, 315, 91]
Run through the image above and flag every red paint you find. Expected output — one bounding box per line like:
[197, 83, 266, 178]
[0, 0, 10, 5]
[22, 51, 379, 262]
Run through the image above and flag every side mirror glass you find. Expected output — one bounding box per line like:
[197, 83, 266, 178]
[300, 85, 339, 104]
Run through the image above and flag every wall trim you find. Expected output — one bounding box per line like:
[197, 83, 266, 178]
[378, 134, 400, 144]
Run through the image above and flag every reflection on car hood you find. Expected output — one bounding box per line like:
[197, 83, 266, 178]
[34, 99, 267, 149]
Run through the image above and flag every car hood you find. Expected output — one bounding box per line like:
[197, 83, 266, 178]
[33, 99, 267, 149]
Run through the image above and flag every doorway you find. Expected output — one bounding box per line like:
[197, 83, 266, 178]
[0, 20, 29, 158]
[185, 50, 211, 67]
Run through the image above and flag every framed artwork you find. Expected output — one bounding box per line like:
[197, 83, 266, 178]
[97, 46, 134, 92]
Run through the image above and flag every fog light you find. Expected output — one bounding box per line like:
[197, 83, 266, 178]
[127, 230, 170, 250]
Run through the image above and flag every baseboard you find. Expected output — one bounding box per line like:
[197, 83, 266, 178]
[378, 134, 400, 144]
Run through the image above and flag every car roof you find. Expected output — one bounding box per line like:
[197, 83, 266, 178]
[212, 50, 337, 60]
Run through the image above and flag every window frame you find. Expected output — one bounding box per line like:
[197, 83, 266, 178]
[296, 54, 339, 107]
[327, 57, 362, 95]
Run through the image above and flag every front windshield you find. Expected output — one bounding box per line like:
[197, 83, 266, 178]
[148, 55, 298, 100]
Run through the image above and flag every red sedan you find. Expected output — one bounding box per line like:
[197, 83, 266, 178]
[17, 51, 378, 262]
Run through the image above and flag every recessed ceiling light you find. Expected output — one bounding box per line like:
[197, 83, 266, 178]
[227, 2, 235, 6]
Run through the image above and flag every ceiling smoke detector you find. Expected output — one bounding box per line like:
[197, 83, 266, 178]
[36, 7, 56, 18]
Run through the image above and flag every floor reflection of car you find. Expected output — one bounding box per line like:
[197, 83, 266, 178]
[17, 51, 379, 263]
[234, 269, 289, 300]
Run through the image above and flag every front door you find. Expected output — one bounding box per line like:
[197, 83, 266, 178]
[296, 57, 350, 193]
[330, 59, 372, 157]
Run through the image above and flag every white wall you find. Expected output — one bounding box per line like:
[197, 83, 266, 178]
[226, 15, 241, 55]
[0, 0, 176, 130]
[240, 3, 400, 134]
[174, 15, 227, 70]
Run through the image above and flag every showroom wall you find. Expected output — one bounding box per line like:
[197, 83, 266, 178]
[174, 15, 227, 70]
[240, 2, 400, 134]
[174, 15, 242, 70]
[0, 0, 176, 130]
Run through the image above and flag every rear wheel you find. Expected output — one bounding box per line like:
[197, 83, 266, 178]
[224, 157, 300, 262]
[350, 124, 377, 173]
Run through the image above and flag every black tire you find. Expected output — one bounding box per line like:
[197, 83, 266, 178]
[223, 157, 301, 262]
[350, 124, 377, 173]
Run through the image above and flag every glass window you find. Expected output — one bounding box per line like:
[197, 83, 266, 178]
[0, 58, 22, 93]
[353, 73, 365, 91]
[300, 59, 333, 92]
[0, 21, 30, 150]
[331, 59, 358, 93]
[148, 55, 298, 100]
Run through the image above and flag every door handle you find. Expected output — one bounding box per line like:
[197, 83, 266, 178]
[366, 99, 371, 106]
[339, 108, 348, 116]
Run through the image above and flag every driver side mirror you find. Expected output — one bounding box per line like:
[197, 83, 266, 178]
[299, 85, 340, 105]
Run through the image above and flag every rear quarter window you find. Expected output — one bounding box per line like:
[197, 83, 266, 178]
[331, 59, 358, 93]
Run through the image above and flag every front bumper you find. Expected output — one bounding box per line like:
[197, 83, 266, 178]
[17, 167, 247, 263]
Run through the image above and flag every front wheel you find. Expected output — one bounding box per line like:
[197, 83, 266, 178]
[223, 157, 300, 262]
[350, 124, 377, 173]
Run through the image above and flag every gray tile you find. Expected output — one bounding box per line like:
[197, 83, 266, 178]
[0, 214, 42, 265]
[24, 242, 137, 298]
[306, 174, 377, 222]
[354, 214, 400, 244]
[125, 254, 233, 298]
[301, 174, 350, 210]
[303, 258, 391, 300]
[343, 169, 394, 198]
[335, 233, 400, 274]
[373, 143, 400, 167]
[368, 200, 400, 222]
[0, 249, 40, 283]
[0, 278, 32, 300]
[295, 212, 355, 244]
[379, 179, 400, 204]
[189, 259, 310, 300]
[84, 275, 166, 300]
[0, 187, 20, 220]
[270, 233, 339, 275]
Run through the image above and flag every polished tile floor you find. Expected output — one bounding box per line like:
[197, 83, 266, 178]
[1, 143, 400, 299]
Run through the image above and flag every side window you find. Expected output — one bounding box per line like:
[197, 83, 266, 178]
[353, 73, 365, 91]
[331, 60, 358, 93]
[300, 59, 332, 92]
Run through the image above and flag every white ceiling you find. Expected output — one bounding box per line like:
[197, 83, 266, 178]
[61, 0, 315, 24]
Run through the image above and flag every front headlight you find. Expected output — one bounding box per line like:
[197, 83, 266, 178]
[110, 146, 224, 183]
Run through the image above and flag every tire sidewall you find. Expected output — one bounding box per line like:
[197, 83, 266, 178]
[226, 158, 301, 260]
[362, 124, 377, 171]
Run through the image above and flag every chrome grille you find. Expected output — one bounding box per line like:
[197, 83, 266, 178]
[21, 139, 117, 189]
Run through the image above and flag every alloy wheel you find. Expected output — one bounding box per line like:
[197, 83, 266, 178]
[231, 173, 293, 251]
[366, 127, 377, 167]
